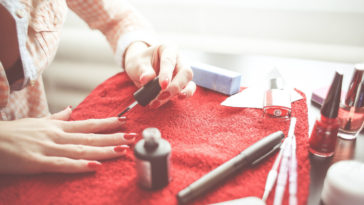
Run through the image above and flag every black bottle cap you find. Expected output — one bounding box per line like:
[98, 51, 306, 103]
[321, 71, 343, 118]
[134, 77, 161, 106]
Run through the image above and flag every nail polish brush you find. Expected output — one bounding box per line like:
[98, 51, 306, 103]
[118, 77, 161, 116]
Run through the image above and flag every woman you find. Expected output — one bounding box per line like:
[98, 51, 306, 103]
[0, 0, 196, 174]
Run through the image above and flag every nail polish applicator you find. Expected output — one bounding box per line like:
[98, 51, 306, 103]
[118, 77, 161, 116]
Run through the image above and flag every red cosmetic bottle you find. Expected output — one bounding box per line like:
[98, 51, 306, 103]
[309, 71, 343, 157]
[263, 76, 291, 118]
[338, 64, 364, 138]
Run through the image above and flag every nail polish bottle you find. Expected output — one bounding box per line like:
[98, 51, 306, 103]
[263, 76, 291, 118]
[338, 64, 364, 138]
[134, 128, 171, 190]
[309, 71, 343, 157]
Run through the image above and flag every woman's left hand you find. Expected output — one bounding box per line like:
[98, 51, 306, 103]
[123, 42, 196, 108]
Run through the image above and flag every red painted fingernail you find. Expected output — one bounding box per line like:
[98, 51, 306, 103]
[124, 133, 137, 140]
[158, 91, 170, 100]
[88, 162, 102, 170]
[118, 116, 127, 122]
[178, 93, 187, 99]
[114, 145, 129, 153]
[150, 100, 160, 109]
[161, 79, 169, 90]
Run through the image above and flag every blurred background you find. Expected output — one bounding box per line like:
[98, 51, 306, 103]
[44, 0, 364, 113]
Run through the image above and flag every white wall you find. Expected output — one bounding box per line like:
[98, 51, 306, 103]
[44, 0, 364, 112]
[129, 0, 364, 62]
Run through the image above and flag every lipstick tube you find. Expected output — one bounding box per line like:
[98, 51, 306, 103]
[263, 77, 291, 118]
[309, 71, 343, 157]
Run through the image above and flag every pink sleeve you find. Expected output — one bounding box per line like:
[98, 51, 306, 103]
[66, 0, 158, 67]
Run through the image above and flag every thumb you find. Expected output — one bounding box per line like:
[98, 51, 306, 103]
[139, 45, 161, 85]
[48, 106, 72, 121]
[127, 64, 156, 88]
[125, 45, 158, 87]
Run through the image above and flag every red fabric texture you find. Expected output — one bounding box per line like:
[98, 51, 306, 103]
[0, 72, 310, 204]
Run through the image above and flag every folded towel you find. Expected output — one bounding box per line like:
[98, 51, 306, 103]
[0, 72, 310, 205]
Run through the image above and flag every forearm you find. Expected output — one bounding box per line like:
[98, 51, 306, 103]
[66, 0, 157, 67]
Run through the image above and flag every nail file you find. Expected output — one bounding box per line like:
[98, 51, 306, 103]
[191, 62, 242, 95]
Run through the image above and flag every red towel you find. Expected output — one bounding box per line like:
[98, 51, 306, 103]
[0, 72, 310, 204]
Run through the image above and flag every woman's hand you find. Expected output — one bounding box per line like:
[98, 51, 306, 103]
[124, 42, 196, 108]
[0, 107, 136, 174]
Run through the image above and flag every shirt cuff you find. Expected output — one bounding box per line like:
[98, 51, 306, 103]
[114, 30, 159, 69]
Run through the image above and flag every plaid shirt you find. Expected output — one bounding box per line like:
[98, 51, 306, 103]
[0, 0, 156, 120]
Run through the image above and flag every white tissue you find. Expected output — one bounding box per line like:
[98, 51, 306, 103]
[221, 87, 303, 108]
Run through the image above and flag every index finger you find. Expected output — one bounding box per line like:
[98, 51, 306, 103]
[40, 156, 99, 173]
[59, 117, 127, 133]
[157, 44, 178, 90]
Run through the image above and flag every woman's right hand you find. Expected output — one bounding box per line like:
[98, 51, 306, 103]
[0, 107, 136, 174]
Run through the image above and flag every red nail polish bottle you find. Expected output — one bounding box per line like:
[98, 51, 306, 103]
[309, 71, 343, 157]
[338, 64, 364, 138]
[263, 76, 291, 118]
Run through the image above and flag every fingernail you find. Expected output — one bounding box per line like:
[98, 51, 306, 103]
[150, 100, 160, 109]
[161, 78, 169, 90]
[158, 91, 170, 100]
[124, 133, 137, 140]
[178, 93, 187, 100]
[88, 162, 102, 170]
[118, 116, 127, 122]
[114, 145, 129, 153]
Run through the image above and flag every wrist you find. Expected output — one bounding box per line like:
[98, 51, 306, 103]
[123, 41, 149, 67]
[128, 41, 149, 51]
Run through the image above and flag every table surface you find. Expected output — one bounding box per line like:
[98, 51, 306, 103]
[181, 50, 364, 205]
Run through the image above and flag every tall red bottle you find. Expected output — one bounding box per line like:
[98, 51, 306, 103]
[309, 71, 343, 157]
[338, 64, 364, 138]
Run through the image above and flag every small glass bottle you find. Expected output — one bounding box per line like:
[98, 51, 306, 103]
[263, 75, 291, 118]
[134, 128, 171, 190]
[338, 64, 364, 138]
[309, 71, 343, 157]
